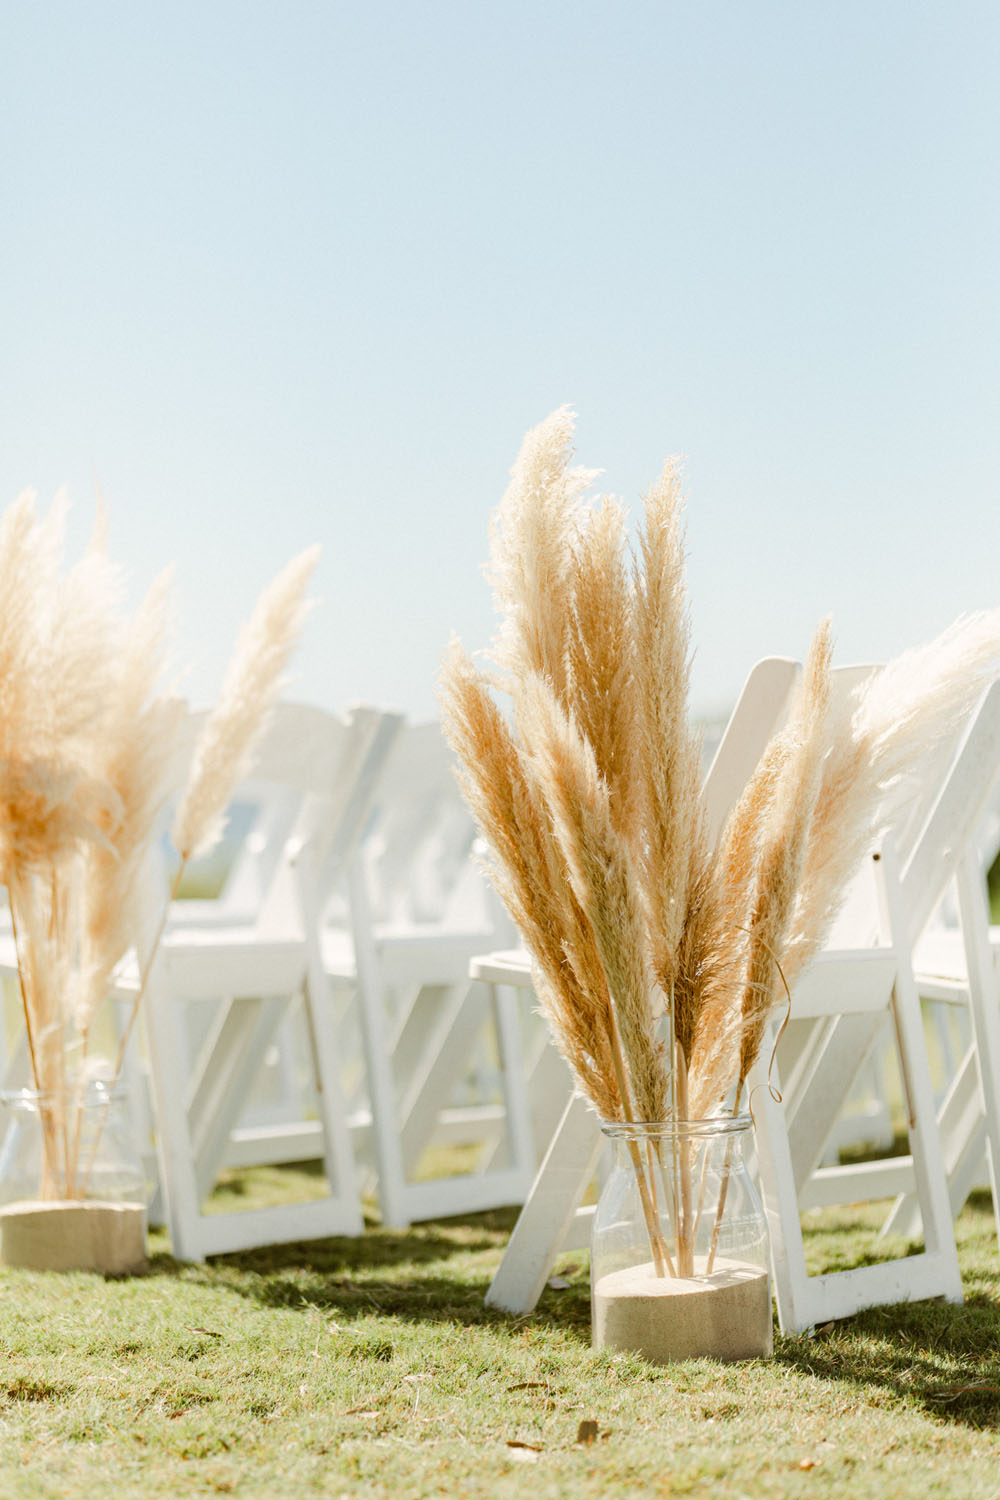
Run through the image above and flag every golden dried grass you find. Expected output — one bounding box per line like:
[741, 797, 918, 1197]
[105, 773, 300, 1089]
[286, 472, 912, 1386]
[171, 545, 319, 862]
[0, 490, 318, 1197]
[440, 408, 1000, 1155]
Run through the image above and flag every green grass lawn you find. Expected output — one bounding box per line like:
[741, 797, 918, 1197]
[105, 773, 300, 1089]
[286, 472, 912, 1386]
[2, 1172, 1000, 1499]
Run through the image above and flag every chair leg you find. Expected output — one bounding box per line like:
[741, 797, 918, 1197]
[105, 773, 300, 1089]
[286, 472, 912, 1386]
[188, 994, 292, 1200]
[756, 844, 963, 1334]
[485, 1090, 602, 1315]
[956, 849, 1000, 1242]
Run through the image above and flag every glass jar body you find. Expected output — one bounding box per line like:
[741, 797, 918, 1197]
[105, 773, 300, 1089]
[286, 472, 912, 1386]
[590, 1116, 772, 1363]
[0, 1084, 147, 1272]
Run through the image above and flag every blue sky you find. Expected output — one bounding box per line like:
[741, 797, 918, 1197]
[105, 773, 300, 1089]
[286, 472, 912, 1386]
[2, 2, 997, 719]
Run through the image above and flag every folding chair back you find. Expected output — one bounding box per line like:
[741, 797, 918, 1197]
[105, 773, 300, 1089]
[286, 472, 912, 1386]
[324, 718, 533, 1229]
[139, 701, 403, 1260]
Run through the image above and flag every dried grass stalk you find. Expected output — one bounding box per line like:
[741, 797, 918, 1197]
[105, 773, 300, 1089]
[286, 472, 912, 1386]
[439, 641, 622, 1119]
[0, 488, 319, 1199]
[782, 607, 1000, 983]
[486, 405, 598, 701]
[79, 573, 186, 1040]
[564, 498, 642, 840]
[519, 673, 668, 1123]
[441, 408, 1000, 1280]
[633, 462, 704, 1008]
[171, 545, 319, 862]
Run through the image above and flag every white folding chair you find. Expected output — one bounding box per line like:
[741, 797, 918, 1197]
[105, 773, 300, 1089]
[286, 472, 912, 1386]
[865, 756, 1000, 1245]
[784, 682, 1000, 1243]
[134, 700, 403, 1261]
[480, 659, 992, 1332]
[750, 840, 962, 1332]
[481, 656, 800, 1314]
[322, 719, 538, 1229]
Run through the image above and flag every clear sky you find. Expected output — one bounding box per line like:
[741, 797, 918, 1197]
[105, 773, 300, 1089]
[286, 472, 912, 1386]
[3, 2, 997, 721]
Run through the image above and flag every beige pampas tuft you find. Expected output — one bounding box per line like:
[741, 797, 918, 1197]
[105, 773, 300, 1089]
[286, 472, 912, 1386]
[440, 407, 1000, 1275]
[171, 546, 319, 862]
[0, 487, 319, 1199]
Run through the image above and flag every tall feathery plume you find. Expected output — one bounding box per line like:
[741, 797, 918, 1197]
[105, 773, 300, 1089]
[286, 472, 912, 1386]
[631, 461, 709, 1145]
[486, 405, 597, 700]
[78, 571, 186, 1041]
[41, 523, 123, 758]
[735, 621, 833, 1097]
[519, 673, 668, 1124]
[632, 464, 704, 1008]
[171, 546, 320, 864]
[563, 497, 642, 841]
[782, 607, 1000, 984]
[686, 733, 792, 1118]
[438, 641, 622, 1119]
[0, 492, 69, 751]
[515, 670, 671, 1271]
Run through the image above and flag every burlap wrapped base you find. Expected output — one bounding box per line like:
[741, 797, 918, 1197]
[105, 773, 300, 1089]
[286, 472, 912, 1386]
[0, 1200, 146, 1273]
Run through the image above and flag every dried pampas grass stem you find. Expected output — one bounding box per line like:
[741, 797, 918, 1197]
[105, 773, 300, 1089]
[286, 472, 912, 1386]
[439, 406, 1000, 1281]
[171, 546, 319, 863]
[0, 485, 320, 1203]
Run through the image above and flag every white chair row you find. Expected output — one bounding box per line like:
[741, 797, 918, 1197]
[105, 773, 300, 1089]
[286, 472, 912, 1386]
[476, 659, 1000, 1335]
[146, 702, 543, 1261]
[0, 701, 541, 1262]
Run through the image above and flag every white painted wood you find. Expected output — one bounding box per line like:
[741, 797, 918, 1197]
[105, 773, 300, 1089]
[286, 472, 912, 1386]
[342, 843, 536, 1227]
[312, 717, 536, 1229]
[475, 658, 996, 1327]
[741, 836, 964, 1334]
[891, 838, 1000, 1242]
[480, 655, 801, 1312]
[139, 701, 404, 1261]
[823, 680, 1000, 1244]
[485, 1090, 604, 1313]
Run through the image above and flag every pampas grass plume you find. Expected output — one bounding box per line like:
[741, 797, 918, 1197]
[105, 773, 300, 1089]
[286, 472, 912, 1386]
[171, 545, 319, 862]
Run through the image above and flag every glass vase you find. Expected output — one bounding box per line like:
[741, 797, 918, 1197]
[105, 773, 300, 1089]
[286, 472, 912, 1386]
[591, 1115, 772, 1363]
[0, 1082, 147, 1273]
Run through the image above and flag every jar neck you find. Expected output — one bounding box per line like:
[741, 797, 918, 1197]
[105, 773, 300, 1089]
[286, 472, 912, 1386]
[600, 1114, 752, 1146]
[2, 1082, 127, 1112]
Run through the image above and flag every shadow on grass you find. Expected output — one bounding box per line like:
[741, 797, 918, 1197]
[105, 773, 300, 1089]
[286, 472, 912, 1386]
[142, 1169, 1000, 1431]
[143, 1202, 593, 1336]
[776, 1290, 1000, 1432]
[151, 1203, 520, 1268]
[769, 1188, 1000, 1432]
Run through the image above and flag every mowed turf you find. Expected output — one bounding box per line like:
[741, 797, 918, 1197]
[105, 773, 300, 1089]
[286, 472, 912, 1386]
[2, 1172, 999, 1499]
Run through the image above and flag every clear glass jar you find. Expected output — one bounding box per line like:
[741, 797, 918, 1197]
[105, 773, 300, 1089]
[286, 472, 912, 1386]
[591, 1115, 772, 1363]
[0, 1083, 147, 1272]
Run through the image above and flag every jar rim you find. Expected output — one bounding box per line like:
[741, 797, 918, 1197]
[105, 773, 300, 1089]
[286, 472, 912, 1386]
[1, 1081, 128, 1108]
[600, 1113, 752, 1141]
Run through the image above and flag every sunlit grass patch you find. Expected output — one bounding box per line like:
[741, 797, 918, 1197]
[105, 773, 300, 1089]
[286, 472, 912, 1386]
[1, 1180, 998, 1499]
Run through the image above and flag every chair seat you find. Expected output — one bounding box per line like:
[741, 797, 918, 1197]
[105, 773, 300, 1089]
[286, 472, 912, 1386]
[914, 926, 1000, 996]
[109, 929, 309, 1002]
[322, 923, 499, 987]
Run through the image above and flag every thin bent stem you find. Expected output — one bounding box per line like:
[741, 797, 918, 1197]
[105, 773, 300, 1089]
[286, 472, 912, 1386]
[606, 999, 672, 1278]
[705, 1083, 742, 1275]
[106, 858, 185, 1094]
[666, 981, 683, 1272]
[8, 877, 63, 1195]
[80, 858, 186, 1198]
[67, 1028, 91, 1199]
[674, 1041, 694, 1275]
[8, 879, 43, 1096]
